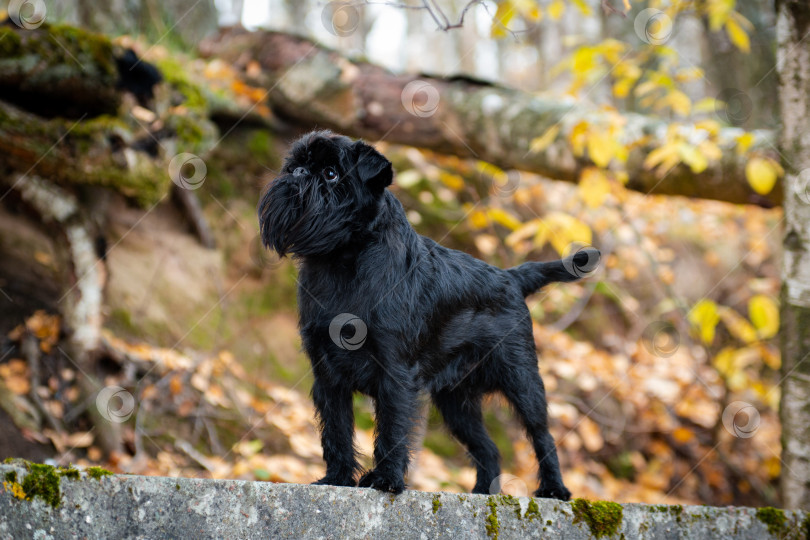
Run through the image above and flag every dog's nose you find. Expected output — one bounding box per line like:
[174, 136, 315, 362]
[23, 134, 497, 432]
[293, 167, 308, 178]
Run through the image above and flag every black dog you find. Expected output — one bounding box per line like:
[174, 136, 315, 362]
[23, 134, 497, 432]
[258, 131, 599, 500]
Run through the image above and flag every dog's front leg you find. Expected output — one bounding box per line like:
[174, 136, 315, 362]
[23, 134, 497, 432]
[358, 372, 417, 494]
[311, 380, 359, 487]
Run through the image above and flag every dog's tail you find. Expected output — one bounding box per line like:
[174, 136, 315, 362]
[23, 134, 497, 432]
[507, 248, 601, 297]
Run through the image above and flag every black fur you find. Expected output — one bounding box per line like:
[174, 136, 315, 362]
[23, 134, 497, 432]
[258, 130, 600, 499]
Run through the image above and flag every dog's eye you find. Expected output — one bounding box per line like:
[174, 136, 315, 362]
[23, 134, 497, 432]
[322, 167, 339, 182]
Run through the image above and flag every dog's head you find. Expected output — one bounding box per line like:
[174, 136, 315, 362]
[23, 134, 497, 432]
[258, 130, 393, 257]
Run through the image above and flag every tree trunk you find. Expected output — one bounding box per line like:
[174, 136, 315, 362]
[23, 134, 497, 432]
[201, 28, 780, 207]
[778, 0, 810, 510]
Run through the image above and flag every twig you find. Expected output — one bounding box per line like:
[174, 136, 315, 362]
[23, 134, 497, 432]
[22, 333, 65, 435]
[172, 185, 217, 249]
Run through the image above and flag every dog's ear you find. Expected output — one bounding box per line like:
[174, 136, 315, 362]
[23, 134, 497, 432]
[353, 140, 393, 191]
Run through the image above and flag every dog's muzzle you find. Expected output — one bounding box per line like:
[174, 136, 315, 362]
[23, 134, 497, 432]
[293, 167, 308, 178]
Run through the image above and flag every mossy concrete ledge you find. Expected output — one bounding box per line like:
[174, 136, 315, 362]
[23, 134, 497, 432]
[0, 464, 807, 539]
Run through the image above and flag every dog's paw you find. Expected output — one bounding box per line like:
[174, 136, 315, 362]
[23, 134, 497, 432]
[358, 469, 406, 494]
[312, 475, 357, 488]
[534, 484, 572, 501]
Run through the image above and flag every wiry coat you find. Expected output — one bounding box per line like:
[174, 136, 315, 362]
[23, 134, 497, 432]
[258, 131, 599, 499]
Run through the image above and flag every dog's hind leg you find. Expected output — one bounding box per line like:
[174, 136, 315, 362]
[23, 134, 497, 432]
[432, 389, 501, 494]
[500, 368, 572, 501]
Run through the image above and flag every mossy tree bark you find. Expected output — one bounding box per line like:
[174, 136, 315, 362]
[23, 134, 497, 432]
[778, 0, 810, 510]
[202, 28, 780, 207]
[49, 0, 218, 46]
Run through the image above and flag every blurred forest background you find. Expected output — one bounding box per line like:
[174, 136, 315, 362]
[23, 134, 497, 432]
[0, 0, 800, 509]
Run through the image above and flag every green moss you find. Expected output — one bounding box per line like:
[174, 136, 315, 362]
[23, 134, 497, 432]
[176, 483, 181, 491]
[4, 471, 17, 483]
[498, 494, 522, 520]
[485, 497, 499, 538]
[432, 495, 442, 514]
[20, 463, 62, 508]
[86, 466, 113, 480]
[755, 507, 787, 537]
[0, 27, 22, 56]
[154, 56, 208, 111]
[524, 498, 541, 521]
[58, 467, 80, 481]
[570, 498, 623, 538]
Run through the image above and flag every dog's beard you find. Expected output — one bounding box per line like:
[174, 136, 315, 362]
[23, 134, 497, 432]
[258, 174, 362, 257]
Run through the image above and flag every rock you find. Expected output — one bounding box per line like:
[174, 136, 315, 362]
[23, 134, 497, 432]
[0, 463, 806, 539]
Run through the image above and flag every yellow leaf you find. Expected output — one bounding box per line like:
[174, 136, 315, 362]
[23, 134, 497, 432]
[745, 157, 779, 195]
[439, 171, 465, 191]
[693, 97, 718, 113]
[749, 295, 779, 339]
[698, 140, 723, 162]
[469, 209, 488, 229]
[718, 306, 758, 344]
[572, 47, 597, 75]
[678, 144, 708, 174]
[579, 168, 611, 208]
[644, 143, 679, 170]
[533, 220, 551, 250]
[587, 130, 614, 168]
[725, 18, 750, 53]
[672, 427, 695, 444]
[548, 0, 565, 21]
[569, 121, 589, 156]
[712, 347, 736, 378]
[543, 212, 592, 255]
[571, 0, 592, 15]
[491, 1, 516, 38]
[689, 299, 720, 345]
[529, 124, 560, 153]
[735, 132, 755, 156]
[666, 90, 692, 116]
[487, 208, 522, 231]
[506, 220, 541, 247]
